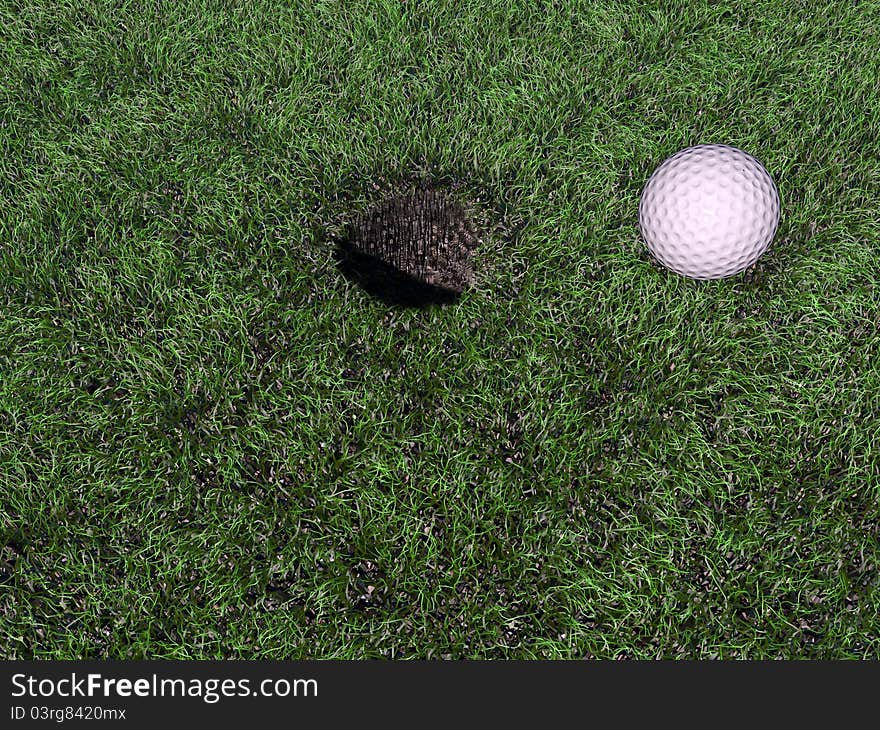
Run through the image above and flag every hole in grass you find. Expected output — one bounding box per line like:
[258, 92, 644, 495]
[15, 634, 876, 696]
[332, 184, 482, 308]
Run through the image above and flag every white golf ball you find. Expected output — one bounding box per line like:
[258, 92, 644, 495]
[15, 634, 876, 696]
[638, 144, 780, 280]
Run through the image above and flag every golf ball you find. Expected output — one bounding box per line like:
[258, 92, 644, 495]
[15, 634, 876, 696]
[638, 144, 780, 280]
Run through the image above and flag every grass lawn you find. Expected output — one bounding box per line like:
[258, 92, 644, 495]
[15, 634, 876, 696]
[1, 0, 878, 659]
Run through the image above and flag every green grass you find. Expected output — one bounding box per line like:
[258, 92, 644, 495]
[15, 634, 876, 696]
[1, 0, 878, 659]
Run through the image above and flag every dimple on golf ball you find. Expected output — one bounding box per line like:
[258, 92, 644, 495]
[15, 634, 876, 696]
[638, 144, 780, 280]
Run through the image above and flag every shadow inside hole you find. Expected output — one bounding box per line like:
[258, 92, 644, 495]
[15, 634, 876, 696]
[333, 243, 462, 308]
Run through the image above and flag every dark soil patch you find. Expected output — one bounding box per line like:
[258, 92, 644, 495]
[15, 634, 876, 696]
[334, 185, 482, 306]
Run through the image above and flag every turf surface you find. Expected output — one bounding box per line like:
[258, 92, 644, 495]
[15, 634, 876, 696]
[1, 0, 878, 659]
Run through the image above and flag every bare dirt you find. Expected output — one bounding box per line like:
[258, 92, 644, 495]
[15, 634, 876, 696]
[335, 186, 481, 306]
